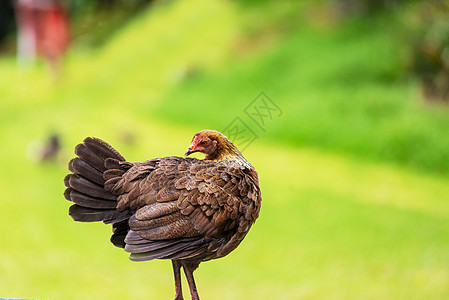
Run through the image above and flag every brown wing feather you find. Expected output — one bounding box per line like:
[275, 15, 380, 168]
[111, 156, 261, 261]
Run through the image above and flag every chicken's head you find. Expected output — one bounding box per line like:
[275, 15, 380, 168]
[184, 130, 221, 159]
[185, 130, 249, 163]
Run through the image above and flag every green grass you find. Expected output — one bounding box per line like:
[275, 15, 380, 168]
[153, 11, 449, 177]
[2, 120, 449, 299]
[1, 0, 449, 299]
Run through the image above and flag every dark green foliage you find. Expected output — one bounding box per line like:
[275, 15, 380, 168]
[0, 0, 15, 44]
[333, 0, 414, 16]
[406, 0, 449, 102]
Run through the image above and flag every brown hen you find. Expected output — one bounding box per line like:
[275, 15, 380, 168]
[63, 130, 261, 300]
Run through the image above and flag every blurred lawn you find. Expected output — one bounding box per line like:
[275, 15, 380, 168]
[154, 12, 449, 176]
[1, 0, 449, 299]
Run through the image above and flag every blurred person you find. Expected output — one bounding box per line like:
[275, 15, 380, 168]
[15, 0, 70, 78]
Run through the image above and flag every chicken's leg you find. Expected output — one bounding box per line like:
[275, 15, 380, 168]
[181, 261, 200, 300]
[172, 260, 183, 300]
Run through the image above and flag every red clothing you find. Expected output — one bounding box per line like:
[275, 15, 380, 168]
[16, 0, 70, 61]
[36, 3, 70, 60]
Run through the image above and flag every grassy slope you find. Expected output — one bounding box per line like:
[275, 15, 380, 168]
[153, 10, 449, 177]
[0, 1, 449, 299]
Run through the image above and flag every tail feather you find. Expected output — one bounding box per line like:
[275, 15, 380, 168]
[64, 174, 116, 200]
[64, 189, 116, 209]
[64, 137, 130, 225]
[111, 220, 130, 248]
[68, 157, 104, 185]
[69, 205, 129, 224]
[104, 169, 127, 181]
[104, 157, 124, 170]
[104, 177, 122, 191]
[104, 158, 132, 191]
[74, 143, 108, 172]
[83, 137, 125, 161]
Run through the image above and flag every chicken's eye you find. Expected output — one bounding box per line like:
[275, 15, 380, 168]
[200, 141, 207, 146]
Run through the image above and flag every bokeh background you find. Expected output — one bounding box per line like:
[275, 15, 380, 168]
[1, 0, 449, 299]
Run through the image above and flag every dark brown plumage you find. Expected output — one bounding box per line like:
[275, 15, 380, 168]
[63, 130, 261, 300]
